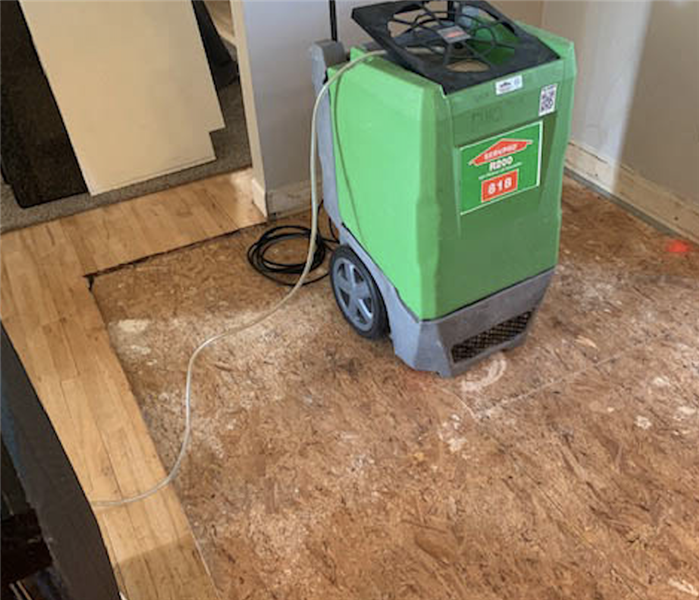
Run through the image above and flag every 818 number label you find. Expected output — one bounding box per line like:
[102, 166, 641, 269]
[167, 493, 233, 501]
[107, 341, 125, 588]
[481, 169, 519, 203]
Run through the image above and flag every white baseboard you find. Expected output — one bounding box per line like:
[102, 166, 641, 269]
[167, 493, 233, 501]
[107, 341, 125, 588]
[250, 174, 267, 217]
[253, 176, 323, 219]
[565, 141, 699, 244]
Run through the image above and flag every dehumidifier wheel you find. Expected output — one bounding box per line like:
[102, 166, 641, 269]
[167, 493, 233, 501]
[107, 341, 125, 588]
[330, 246, 388, 339]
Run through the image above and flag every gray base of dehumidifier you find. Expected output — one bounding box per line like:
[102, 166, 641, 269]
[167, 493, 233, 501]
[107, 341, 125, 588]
[310, 40, 553, 377]
[341, 226, 553, 377]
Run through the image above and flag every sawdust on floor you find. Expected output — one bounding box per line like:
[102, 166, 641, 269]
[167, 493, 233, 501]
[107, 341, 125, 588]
[92, 179, 699, 600]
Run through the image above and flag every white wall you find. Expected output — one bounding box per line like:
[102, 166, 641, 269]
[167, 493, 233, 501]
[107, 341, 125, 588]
[542, 0, 699, 207]
[241, 0, 543, 209]
[239, 1, 328, 197]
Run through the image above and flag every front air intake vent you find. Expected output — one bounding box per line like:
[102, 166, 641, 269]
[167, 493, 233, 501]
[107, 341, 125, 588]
[451, 311, 532, 363]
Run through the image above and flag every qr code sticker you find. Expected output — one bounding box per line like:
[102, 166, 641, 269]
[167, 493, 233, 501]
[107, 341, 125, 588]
[539, 84, 557, 116]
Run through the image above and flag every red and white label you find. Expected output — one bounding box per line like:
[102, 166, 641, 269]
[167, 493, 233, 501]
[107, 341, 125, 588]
[469, 139, 532, 166]
[481, 170, 519, 203]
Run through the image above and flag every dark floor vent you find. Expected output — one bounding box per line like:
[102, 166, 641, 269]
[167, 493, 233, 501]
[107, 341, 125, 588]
[451, 311, 532, 363]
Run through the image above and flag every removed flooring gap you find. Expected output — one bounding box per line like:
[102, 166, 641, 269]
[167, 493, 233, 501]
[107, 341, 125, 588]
[85, 226, 251, 288]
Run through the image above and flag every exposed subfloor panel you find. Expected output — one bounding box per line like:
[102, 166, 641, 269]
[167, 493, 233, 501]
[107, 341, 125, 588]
[91, 178, 699, 600]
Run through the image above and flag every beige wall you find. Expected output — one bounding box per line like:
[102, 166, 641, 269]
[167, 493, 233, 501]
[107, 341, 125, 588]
[493, 0, 543, 27]
[542, 1, 699, 206]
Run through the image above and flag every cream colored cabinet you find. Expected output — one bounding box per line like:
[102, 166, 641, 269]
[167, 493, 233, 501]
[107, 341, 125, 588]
[20, 1, 224, 195]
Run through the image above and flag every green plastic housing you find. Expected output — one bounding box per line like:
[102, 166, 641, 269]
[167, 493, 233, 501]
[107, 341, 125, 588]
[328, 26, 576, 320]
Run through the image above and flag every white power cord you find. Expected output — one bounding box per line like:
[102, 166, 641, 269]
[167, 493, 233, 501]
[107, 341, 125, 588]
[91, 50, 383, 509]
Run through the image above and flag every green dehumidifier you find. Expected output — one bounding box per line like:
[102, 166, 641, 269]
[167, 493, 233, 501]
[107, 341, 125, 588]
[310, 1, 576, 377]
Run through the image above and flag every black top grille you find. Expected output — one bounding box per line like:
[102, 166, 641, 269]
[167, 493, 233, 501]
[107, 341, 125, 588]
[352, 1, 558, 94]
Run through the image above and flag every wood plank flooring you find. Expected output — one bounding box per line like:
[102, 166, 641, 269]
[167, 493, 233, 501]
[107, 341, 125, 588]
[0, 169, 265, 600]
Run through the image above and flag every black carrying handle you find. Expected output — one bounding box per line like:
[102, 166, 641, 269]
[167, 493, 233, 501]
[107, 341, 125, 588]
[329, 0, 338, 41]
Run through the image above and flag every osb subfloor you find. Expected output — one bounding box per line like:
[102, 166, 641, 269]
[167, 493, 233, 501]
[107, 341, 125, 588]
[92, 179, 699, 600]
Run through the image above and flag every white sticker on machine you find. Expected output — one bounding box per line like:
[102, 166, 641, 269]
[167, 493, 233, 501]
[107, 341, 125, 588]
[495, 74, 523, 95]
[539, 83, 558, 116]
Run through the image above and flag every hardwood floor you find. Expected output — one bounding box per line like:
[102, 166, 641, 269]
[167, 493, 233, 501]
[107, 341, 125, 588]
[0, 169, 265, 600]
